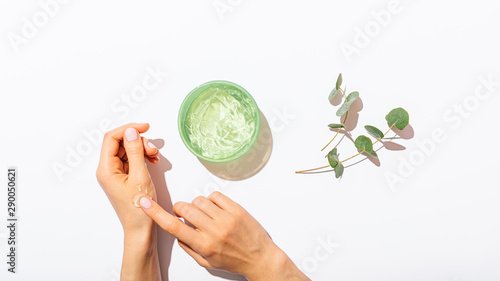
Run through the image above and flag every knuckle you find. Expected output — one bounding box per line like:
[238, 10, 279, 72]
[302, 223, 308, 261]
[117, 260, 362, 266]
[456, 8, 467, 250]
[200, 243, 216, 257]
[232, 208, 245, 219]
[173, 202, 185, 216]
[210, 191, 222, 199]
[126, 143, 143, 155]
[218, 230, 229, 240]
[173, 202, 181, 212]
[192, 196, 205, 207]
[227, 215, 237, 227]
[95, 166, 108, 183]
[167, 219, 181, 236]
[103, 131, 112, 140]
[180, 204, 192, 217]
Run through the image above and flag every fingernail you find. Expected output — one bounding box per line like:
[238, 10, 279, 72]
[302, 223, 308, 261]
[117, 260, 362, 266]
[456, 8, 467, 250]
[125, 128, 138, 142]
[140, 197, 152, 209]
[148, 141, 157, 149]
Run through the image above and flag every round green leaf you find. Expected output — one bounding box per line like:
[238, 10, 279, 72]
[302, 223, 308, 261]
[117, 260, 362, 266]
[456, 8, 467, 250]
[335, 162, 344, 179]
[328, 88, 338, 101]
[354, 135, 373, 153]
[365, 125, 384, 139]
[336, 73, 342, 90]
[328, 123, 345, 129]
[327, 148, 339, 168]
[385, 107, 409, 130]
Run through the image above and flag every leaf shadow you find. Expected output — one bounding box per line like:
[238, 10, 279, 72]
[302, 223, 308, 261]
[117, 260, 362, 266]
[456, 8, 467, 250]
[330, 88, 343, 106]
[315, 116, 414, 176]
[390, 123, 414, 139]
[382, 141, 406, 151]
[341, 98, 363, 131]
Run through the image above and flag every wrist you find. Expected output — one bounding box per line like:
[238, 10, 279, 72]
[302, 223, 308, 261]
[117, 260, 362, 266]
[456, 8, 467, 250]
[244, 243, 308, 281]
[121, 225, 160, 281]
[124, 224, 157, 253]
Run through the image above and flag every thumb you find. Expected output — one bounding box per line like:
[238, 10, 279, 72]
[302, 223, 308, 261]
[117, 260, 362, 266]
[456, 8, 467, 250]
[123, 127, 148, 179]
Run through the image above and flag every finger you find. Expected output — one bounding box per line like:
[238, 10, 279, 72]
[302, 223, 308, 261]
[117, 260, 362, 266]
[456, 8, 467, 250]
[123, 162, 129, 174]
[173, 202, 213, 230]
[120, 139, 157, 161]
[120, 137, 158, 163]
[123, 127, 148, 180]
[192, 196, 223, 219]
[178, 240, 212, 268]
[208, 191, 241, 212]
[146, 155, 160, 164]
[121, 142, 158, 163]
[138, 197, 200, 247]
[142, 137, 159, 157]
[100, 123, 150, 161]
[117, 145, 126, 159]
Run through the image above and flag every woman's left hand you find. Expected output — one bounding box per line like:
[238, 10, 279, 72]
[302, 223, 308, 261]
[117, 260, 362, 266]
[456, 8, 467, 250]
[96, 123, 160, 233]
[96, 123, 162, 281]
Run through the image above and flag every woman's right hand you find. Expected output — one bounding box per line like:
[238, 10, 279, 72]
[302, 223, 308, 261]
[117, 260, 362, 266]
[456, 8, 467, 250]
[137, 191, 310, 281]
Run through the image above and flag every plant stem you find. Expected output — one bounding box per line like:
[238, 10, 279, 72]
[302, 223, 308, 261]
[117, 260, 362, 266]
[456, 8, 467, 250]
[338, 123, 398, 165]
[373, 123, 396, 145]
[295, 165, 330, 174]
[321, 87, 350, 151]
[339, 150, 365, 164]
[340, 87, 348, 100]
[321, 129, 341, 151]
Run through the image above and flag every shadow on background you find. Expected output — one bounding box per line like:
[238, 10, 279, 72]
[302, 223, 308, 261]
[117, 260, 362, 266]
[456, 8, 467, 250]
[147, 139, 174, 281]
[207, 269, 247, 281]
[391, 123, 414, 139]
[341, 97, 363, 131]
[147, 139, 247, 281]
[199, 111, 273, 181]
[307, 122, 415, 174]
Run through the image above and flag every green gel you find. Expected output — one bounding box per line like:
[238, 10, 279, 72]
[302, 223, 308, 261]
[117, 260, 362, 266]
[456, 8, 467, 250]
[184, 85, 257, 160]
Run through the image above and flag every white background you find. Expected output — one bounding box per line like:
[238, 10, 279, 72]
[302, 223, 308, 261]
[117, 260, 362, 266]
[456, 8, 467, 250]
[1, 0, 500, 280]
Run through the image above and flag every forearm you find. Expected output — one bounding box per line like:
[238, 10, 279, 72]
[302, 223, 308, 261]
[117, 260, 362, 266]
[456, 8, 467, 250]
[245, 245, 310, 281]
[121, 226, 161, 281]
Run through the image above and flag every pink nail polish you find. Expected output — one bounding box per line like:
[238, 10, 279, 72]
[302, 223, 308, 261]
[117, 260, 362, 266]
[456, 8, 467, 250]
[148, 142, 157, 149]
[125, 128, 138, 141]
[140, 197, 152, 209]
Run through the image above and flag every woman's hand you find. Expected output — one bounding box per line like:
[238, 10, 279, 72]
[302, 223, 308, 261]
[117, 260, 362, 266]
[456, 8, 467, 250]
[138, 192, 310, 281]
[96, 123, 161, 281]
[96, 123, 159, 233]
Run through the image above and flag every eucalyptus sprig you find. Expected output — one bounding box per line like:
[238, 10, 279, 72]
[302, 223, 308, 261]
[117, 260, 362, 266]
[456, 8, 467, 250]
[322, 74, 360, 151]
[296, 74, 410, 179]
